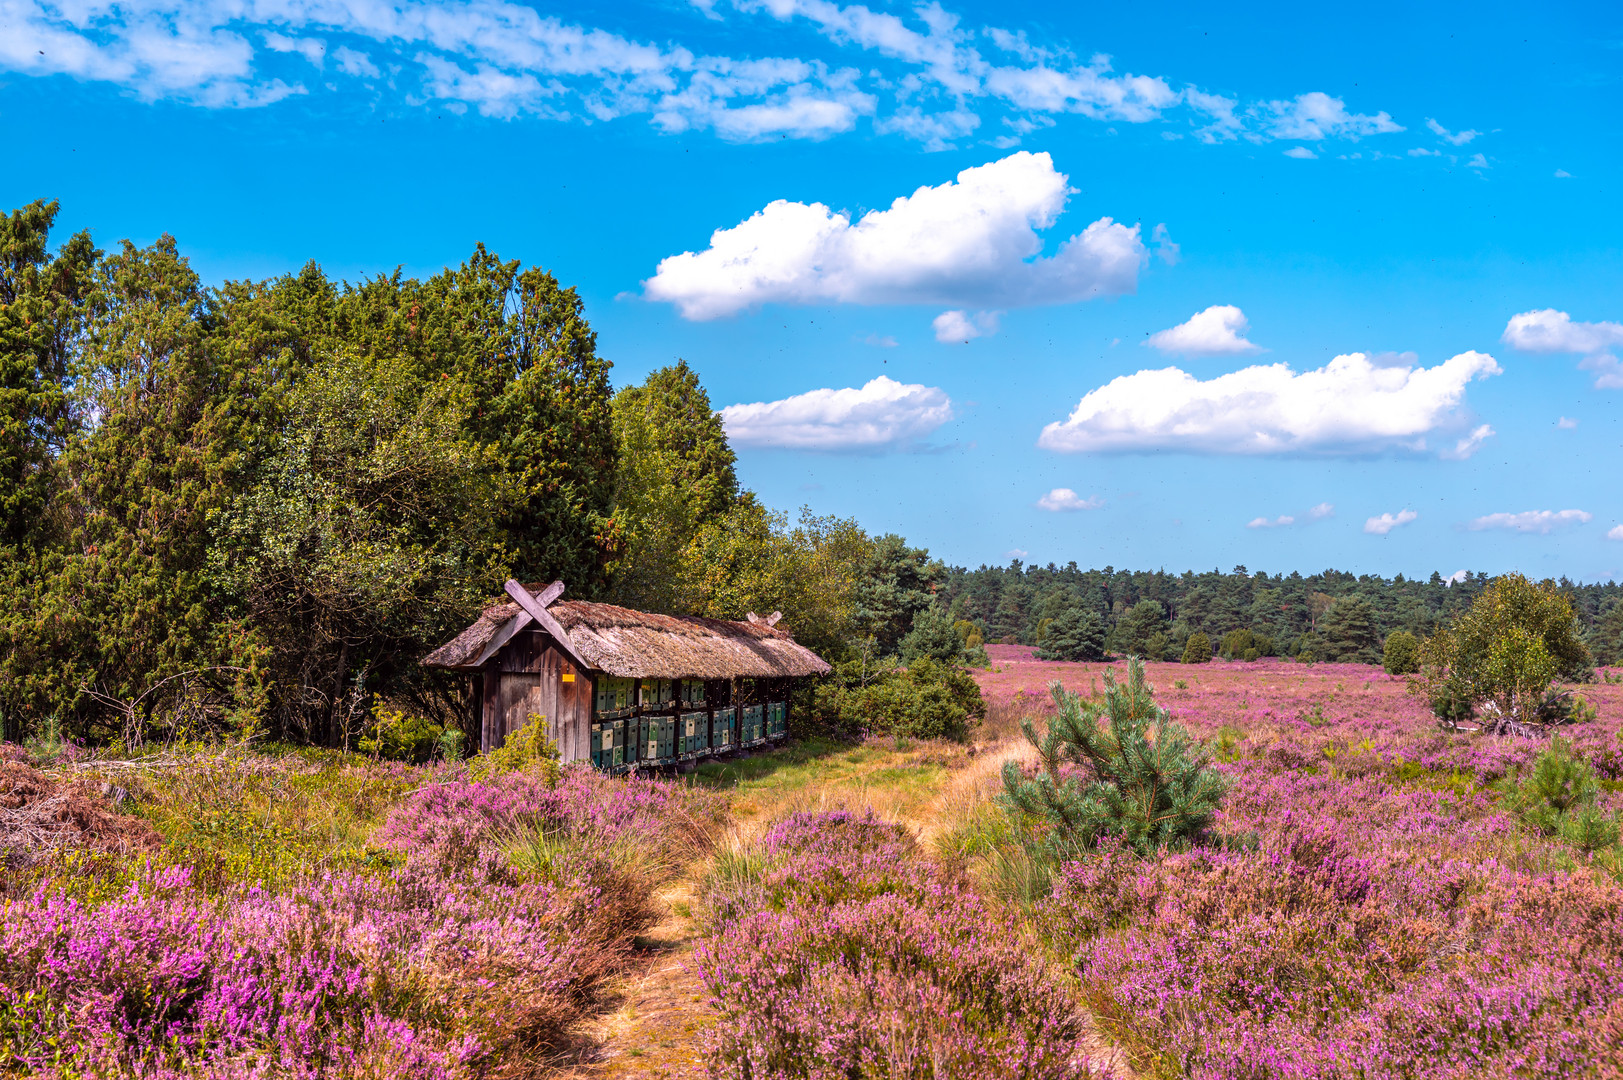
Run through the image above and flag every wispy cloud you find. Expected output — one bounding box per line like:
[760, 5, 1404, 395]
[933, 309, 1001, 343]
[1439, 423, 1494, 460]
[1247, 501, 1333, 529]
[0, 0, 1412, 153]
[1466, 509, 1592, 534]
[1039, 351, 1501, 456]
[1425, 117, 1479, 145]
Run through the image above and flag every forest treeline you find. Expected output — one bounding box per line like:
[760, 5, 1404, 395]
[0, 200, 952, 749]
[942, 561, 1623, 667]
[5, 200, 1619, 750]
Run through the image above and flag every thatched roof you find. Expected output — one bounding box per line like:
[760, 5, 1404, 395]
[422, 592, 832, 680]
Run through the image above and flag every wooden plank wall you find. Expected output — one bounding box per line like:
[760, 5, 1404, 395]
[483, 630, 590, 761]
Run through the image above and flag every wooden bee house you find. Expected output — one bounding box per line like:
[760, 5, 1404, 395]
[422, 580, 831, 766]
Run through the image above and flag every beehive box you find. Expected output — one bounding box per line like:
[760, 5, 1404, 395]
[679, 679, 706, 708]
[595, 676, 635, 718]
[640, 679, 676, 710]
[767, 701, 787, 738]
[638, 714, 675, 764]
[710, 706, 736, 752]
[590, 718, 627, 771]
[678, 710, 710, 758]
[741, 704, 765, 746]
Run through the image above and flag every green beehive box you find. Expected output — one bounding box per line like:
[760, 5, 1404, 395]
[641, 679, 676, 710]
[596, 676, 634, 718]
[742, 704, 764, 746]
[678, 710, 710, 758]
[767, 701, 787, 738]
[679, 679, 706, 708]
[591, 719, 628, 771]
[638, 715, 674, 764]
[710, 706, 736, 751]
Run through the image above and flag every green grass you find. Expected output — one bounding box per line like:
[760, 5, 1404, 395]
[691, 737, 958, 824]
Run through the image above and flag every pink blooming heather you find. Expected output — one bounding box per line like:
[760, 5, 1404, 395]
[695, 810, 1111, 1079]
[0, 764, 714, 1078]
[979, 648, 1623, 1078]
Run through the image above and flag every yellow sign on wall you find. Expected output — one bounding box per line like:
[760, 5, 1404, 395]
[561, 673, 575, 683]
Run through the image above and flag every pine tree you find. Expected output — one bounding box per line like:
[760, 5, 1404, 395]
[1034, 607, 1106, 661]
[1001, 658, 1228, 855]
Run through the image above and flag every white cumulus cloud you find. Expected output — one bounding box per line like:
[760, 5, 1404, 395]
[1558, 416, 1578, 429]
[1145, 304, 1261, 356]
[1446, 569, 1468, 584]
[1038, 350, 1501, 456]
[1308, 502, 1334, 519]
[1503, 308, 1623, 389]
[719, 375, 952, 449]
[1247, 515, 1295, 529]
[643, 151, 1144, 320]
[1466, 510, 1592, 534]
[1365, 510, 1418, 535]
[1503, 309, 1623, 354]
[933, 309, 1000, 343]
[1036, 488, 1104, 512]
[1609, 525, 1623, 542]
[1282, 146, 1317, 160]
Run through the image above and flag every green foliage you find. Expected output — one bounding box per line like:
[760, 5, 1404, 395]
[607, 360, 739, 612]
[899, 606, 978, 665]
[1112, 600, 1168, 657]
[809, 657, 985, 741]
[1182, 632, 1213, 664]
[1001, 658, 1229, 855]
[1383, 630, 1421, 675]
[851, 534, 944, 656]
[464, 717, 562, 785]
[675, 498, 871, 663]
[358, 706, 450, 763]
[210, 351, 503, 745]
[1219, 628, 1274, 660]
[1319, 596, 1382, 664]
[1033, 607, 1107, 661]
[1500, 739, 1621, 853]
[1413, 573, 1594, 735]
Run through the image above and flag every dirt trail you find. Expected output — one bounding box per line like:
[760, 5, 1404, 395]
[571, 872, 711, 1079]
[569, 741, 1136, 1078]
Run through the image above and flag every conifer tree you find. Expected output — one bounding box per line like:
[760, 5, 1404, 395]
[1001, 658, 1228, 856]
[1033, 607, 1106, 661]
[1181, 632, 1212, 664]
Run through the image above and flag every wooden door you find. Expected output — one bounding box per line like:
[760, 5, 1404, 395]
[500, 673, 549, 749]
[556, 656, 590, 762]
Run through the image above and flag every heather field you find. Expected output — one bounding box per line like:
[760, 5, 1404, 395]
[2, 650, 1622, 1079]
[976, 645, 1623, 1079]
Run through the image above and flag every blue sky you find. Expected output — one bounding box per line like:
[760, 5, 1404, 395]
[5, 0, 1621, 579]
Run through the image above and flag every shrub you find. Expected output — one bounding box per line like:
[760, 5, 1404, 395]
[899, 606, 976, 665]
[1413, 573, 1594, 736]
[1001, 658, 1229, 856]
[1181, 632, 1213, 664]
[809, 658, 985, 741]
[1032, 607, 1106, 661]
[1383, 630, 1421, 675]
[1501, 739, 1622, 852]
